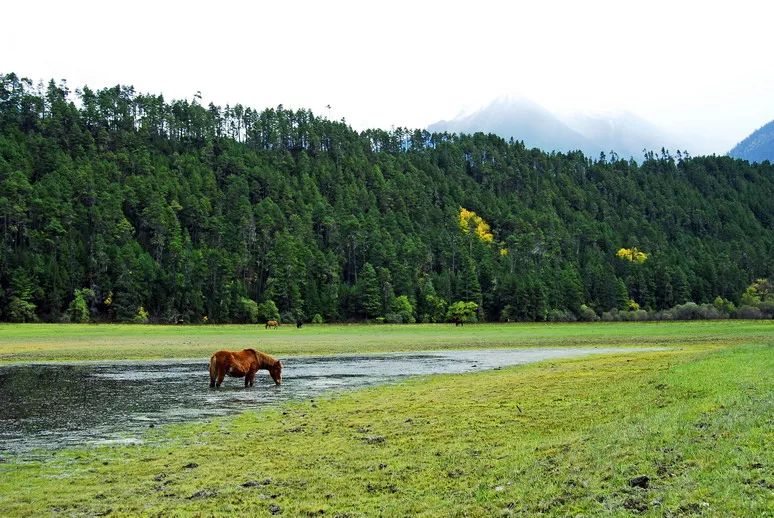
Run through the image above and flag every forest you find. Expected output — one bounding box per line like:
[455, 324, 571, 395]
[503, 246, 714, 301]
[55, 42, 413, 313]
[1, 73, 772, 323]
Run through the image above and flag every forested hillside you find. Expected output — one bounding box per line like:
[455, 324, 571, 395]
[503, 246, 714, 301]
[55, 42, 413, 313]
[1, 74, 772, 323]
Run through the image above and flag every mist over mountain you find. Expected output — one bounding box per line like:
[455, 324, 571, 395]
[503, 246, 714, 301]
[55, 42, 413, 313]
[428, 96, 679, 160]
[728, 120, 774, 163]
[428, 96, 593, 155]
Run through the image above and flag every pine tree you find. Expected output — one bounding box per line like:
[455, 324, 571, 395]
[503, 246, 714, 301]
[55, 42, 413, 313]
[357, 263, 381, 320]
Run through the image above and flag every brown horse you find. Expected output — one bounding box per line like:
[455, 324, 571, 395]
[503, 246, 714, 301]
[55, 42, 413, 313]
[209, 348, 282, 388]
[265, 320, 280, 329]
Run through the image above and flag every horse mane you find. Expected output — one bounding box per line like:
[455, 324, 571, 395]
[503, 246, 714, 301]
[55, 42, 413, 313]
[245, 348, 280, 367]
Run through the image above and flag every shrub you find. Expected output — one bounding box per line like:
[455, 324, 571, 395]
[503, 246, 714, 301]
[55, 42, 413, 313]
[234, 297, 259, 324]
[547, 309, 577, 322]
[7, 297, 37, 322]
[311, 313, 324, 324]
[133, 306, 149, 324]
[257, 300, 280, 322]
[67, 288, 93, 323]
[733, 305, 764, 319]
[389, 295, 415, 323]
[423, 294, 448, 323]
[740, 278, 773, 306]
[629, 309, 650, 321]
[602, 308, 654, 321]
[670, 302, 723, 320]
[446, 301, 478, 323]
[601, 309, 617, 321]
[578, 304, 599, 322]
[713, 296, 736, 316]
[757, 301, 774, 318]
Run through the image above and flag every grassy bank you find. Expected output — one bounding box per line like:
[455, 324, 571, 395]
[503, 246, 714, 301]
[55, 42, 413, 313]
[0, 320, 771, 363]
[1, 326, 772, 516]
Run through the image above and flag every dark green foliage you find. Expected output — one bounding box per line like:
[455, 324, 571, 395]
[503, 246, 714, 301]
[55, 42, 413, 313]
[415, 276, 448, 323]
[67, 288, 93, 323]
[386, 294, 415, 324]
[1, 73, 773, 322]
[256, 300, 280, 323]
[446, 301, 479, 323]
[233, 297, 259, 324]
[356, 263, 381, 320]
[5, 270, 37, 322]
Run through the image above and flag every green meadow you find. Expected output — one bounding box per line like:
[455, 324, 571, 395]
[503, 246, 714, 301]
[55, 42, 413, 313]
[0, 321, 772, 516]
[0, 320, 769, 362]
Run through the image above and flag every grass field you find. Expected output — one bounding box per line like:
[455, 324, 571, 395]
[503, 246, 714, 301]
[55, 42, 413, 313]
[0, 321, 772, 516]
[0, 320, 770, 362]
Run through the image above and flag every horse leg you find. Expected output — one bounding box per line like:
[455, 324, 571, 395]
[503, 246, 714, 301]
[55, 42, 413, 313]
[216, 365, 226, 388]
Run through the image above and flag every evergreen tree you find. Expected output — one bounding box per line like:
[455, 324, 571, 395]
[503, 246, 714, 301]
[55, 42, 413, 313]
[356, 263, 381, 319]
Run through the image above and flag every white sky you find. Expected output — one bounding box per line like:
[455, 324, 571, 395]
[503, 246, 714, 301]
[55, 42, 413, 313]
[3, 0, 773, 154]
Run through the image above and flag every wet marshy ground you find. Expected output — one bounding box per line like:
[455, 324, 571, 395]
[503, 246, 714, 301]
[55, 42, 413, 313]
[0, 347, 649, 454]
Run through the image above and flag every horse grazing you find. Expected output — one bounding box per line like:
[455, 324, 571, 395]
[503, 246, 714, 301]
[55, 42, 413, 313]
[209, 348, 283, 388]
[265, 320, 280, 329]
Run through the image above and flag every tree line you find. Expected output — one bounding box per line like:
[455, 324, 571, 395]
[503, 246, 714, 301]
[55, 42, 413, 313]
[1, 73, 772, 323]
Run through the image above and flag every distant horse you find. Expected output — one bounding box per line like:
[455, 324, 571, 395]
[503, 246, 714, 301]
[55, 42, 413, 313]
[452, 318, 464, 327]
[265, 320, 280, 329]
[209, 348, 282, 388]
[296, 320, 303, 329]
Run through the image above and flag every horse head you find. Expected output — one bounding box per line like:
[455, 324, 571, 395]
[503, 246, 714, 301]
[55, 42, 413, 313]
[269, 360, 283, 385]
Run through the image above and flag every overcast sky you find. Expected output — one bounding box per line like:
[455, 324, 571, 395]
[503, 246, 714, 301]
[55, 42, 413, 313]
[3, 1, 773, 155]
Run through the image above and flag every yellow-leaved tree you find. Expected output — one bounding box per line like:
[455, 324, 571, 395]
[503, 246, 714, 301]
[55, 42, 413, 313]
[459, 207, 494, 243]
[616, 247, 648, 264]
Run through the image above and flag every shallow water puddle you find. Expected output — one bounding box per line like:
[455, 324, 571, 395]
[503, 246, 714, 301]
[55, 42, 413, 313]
[0, 347, 652, 454]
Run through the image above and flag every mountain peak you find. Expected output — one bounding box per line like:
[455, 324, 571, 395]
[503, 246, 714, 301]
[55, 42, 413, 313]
[428, 97, 592, 153]
[428, 97, 676, 159]
[728, 120, 774, 163]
